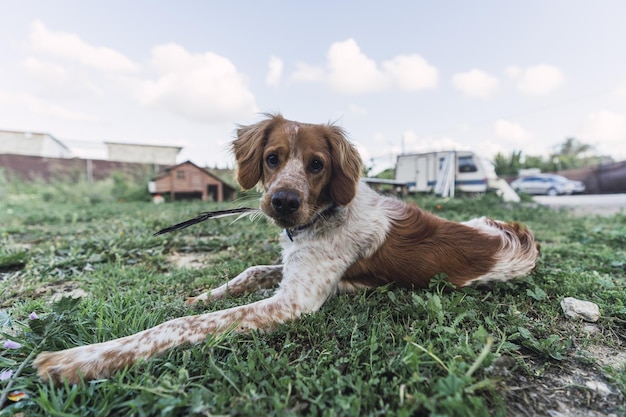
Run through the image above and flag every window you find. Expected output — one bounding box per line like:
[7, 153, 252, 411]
[176, 170, 185, 179]
[458, 156, 478, 173]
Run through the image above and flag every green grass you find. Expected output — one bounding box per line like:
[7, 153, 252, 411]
[1, 184, 625, 416]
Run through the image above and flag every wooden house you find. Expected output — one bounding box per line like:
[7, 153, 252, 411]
[149, 161, 236, 202]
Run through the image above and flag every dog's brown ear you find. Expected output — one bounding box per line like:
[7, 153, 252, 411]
[326, 126, 362, 206]
[232, 115, 282, 190]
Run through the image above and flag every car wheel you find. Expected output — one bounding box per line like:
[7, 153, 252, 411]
[546, 188, 558, 196]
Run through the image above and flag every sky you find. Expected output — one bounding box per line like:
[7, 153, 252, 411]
[1, 1, 626, 173]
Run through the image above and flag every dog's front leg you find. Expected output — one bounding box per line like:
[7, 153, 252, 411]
[34, 243, 353, 385]
[35, 292, 306, 385]
[187, 265, 283, 305]
[34, 258, 343, 385]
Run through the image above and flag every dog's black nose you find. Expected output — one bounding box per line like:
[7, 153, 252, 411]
[271, 190, 301, 215]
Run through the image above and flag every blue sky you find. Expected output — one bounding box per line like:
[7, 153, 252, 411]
[1, 1, 626, 172]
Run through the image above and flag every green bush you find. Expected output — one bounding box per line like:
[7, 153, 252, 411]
[0, 171, 151, 204]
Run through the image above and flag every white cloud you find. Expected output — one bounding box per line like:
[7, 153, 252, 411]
[490, 120, 550, 157]
[505, 66, 522, 79]
[353, 141, 371, 163]
[291, 62, 325, 82]
[0, 90, 101, 123]
[266, 56, 283, 87]
[292, 38, 438, 94]
[21, 23, 257, 125]
[23, 57, 102, 98]
[451, 69, 499, 99]
[615, 85, 626, 98]
[494, 119, 533, 143]
[24, 56, 67, 80]
[138, 43, 258, 123]
[326, 38, 389, 93]
[507, 64, 564, 96]
[579, 110, 626, 146]
[476, 140, 506, 159]
[41, 104, 101, 123]
[401, 130, 418, 146]
[29, 20, 138, 73]
[381, 54, 438, 91]
[402, 130, 466, 153]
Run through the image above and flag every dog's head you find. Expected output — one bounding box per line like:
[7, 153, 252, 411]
[232, 114, 362, 228]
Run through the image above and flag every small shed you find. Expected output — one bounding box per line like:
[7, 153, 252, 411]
[149, 161, 236, 202]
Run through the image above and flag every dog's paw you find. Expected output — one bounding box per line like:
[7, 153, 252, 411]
[34, 348, 104, 385]
[34, 340, 132, 385]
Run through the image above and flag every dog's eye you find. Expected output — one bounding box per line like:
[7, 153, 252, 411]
[310, 159, 324, 173]
[266, 154, 279, 167]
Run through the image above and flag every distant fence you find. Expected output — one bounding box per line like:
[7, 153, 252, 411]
[0, 154, 170, 182]
[555, 161, 626, 194]
[503, 160, 626, 194]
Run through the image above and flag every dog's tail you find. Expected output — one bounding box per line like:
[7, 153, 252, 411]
[461, 217, 540, 285]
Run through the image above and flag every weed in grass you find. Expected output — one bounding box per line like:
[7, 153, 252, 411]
[0, 249, 28, 272]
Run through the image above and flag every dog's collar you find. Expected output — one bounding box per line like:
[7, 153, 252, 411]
[285, 204, 338, 242]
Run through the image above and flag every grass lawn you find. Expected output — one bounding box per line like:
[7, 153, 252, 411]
[1, 184, 625, 416]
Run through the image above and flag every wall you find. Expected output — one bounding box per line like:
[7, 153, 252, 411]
[0, 154, 169, 182]
[558, 162, 626, 194]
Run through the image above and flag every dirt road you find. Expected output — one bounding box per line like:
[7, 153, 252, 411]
[533, 193, 626, 216]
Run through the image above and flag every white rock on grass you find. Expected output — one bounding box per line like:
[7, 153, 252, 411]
[585, 380, 613, 397]
[560, 297, 601, 322]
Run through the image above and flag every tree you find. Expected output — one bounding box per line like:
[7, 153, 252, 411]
[494, 150, 523, 176]
[549, 137, 593, 170]
[494, 137, 611, 176]
[523, 155, 544, 170]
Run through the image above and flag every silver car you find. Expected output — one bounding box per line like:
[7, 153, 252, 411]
[511, 174, 584, 196]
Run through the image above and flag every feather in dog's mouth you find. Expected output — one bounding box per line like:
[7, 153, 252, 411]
[153, 207, 259, 236]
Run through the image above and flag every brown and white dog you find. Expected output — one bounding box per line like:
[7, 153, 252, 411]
[34, 114, 539, 384]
